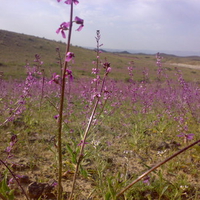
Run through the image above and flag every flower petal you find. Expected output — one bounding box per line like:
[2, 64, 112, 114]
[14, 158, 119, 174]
[76, 25, 84, 31]
[61, 30, 66, 38]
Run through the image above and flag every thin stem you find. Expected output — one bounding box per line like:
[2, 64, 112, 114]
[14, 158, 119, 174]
[0, 159, 29, 200]
[116, 139, 200, 198]
[69, 98, 100, 200]
[0, 94, 28, 127]
[57, 3, 74, 200]
[69, 73, 108, 200]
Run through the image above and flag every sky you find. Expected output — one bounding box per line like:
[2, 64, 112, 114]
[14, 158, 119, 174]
[1, 0, 200, 56]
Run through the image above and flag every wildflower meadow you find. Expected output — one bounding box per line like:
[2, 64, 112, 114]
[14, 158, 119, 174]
[0, 0, 200, 200]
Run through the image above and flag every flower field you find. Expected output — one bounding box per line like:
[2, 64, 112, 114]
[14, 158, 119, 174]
[0, 53, 200, 199]
[0, 0, 200, 199]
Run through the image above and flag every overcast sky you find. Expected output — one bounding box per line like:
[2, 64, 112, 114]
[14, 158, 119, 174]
[1, 0, 200, 55]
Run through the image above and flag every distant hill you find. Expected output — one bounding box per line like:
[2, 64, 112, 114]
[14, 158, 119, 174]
[1, 29, 200, 81]
[0, 29, 141, 79]
[113, 51, 131, 54]
[0, 29, 73, 66]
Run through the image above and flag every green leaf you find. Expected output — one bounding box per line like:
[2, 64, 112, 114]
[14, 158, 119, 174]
[160, 185, 169, 198]
[194, 145, 200, 153]
[2, 175, 9, 193]
[104, 192, 111, 200]
[0, 172, 15, 200]
[66, 143, 77, 164]
[80, 165, 88, 178]
[107, 178, 116, 198]
[66, 143, 73, 155]
[7, 189, 15, 200]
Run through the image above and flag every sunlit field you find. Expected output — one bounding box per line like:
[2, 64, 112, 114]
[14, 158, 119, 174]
[1, 44, 200, 199]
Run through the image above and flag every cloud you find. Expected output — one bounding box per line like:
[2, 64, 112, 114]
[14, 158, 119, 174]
[1, 0, 200, 54]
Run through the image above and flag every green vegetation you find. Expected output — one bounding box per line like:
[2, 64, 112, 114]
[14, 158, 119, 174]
[1, 29, 200, 81]
[0, 30, 200, 200]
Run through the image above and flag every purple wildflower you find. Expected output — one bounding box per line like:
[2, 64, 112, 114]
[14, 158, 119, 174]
[177, 133, 194, 141]
[56, 22, 71, 38]
[65, 0, 79, 5]
[92, 68, 99, 75]
[103, 62, 111, 74]
[5, 135, 18, 159]
[66, 52, 75, 62]
[10, 135, 18, 143]
[8, 177, 14, 187]
[51, 180, 58, 187]
[49, 73, 60, 84]
[78, 140, 89, 146]
[143, 176, 150, 185]
[65, 69, 73, 82]
[54, 114, 59, 120]
[103, 62, 110, 69]
[74, 16, 84, 31]
[34, 54, 43, 65]
[103, 88, 110, 100]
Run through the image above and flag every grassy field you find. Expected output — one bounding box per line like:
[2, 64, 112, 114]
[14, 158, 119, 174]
[0, 30, 200, 200]
[1, 29, 200, 81]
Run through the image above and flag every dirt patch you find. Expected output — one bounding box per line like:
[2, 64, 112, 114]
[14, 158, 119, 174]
[170, 63, 200, 70]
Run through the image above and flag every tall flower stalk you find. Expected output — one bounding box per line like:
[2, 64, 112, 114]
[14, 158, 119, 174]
[56, 0, 84, 199]
[94, 30, 102, 91]
[69, 63, 111, 199]
[57, 2, 74, 200]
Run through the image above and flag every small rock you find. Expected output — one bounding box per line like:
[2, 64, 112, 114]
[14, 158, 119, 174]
[27, 182, 46, 199]
[169, 141, 181, 149]
[157, 142, 170, 150]
[19, 175, 31, 184]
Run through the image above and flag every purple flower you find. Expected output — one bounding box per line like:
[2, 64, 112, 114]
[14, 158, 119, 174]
[103, 62, 110, 69]
[78, 140, 89, 146]
[65, 69, 73, 82]
[6, 146, 12, 154]
[51, 180, 58, 187]
[92, 68, 99, 75]
[34, 54, 43, 65]
[49, 73, 60, 84]
[5, 135, 18, 159]
[56, 22, 71, 38]
[54, 114, 59, 120]
[8, 177, 14, 187]
[65, 0, 79, 5]
[10, 135, 18, 143]
[143, 176, 150, 185]
[74, 16, 84, 31]
[103, 62, 111, 74]
[66, 52, 75, 62]
[177, 133, 194, 141]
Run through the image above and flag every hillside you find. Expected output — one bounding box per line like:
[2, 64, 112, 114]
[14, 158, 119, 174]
[1, 29, 200, 81]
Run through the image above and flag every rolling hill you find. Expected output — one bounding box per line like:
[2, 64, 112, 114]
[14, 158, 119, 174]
[1, 29, 200, 81]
